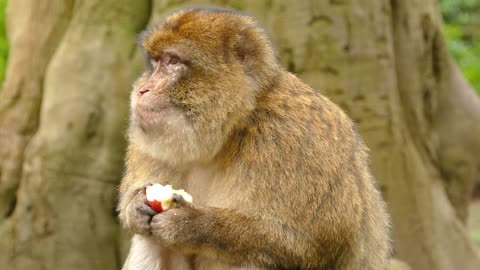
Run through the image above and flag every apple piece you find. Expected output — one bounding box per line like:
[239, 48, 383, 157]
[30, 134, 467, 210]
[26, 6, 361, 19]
[145, 184, 174, 212]
[174, 189, 193, 203]
[145, 184, 193, 213]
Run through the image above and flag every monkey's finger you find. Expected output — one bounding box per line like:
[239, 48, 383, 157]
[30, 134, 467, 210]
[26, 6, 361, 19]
[141, 181, 153, 192]
[135, 182, 153, 194]
[136, 203, 158, 216]
[143, 181, 153, 188]
[172, 194, 187, 207]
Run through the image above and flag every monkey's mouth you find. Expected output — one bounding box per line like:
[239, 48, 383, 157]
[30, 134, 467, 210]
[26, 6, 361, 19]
[132, 102, 186, 136]
[135, 106, 161, 122]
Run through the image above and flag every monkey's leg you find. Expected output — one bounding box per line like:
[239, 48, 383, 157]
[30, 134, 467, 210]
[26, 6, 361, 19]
[122, 235, 162, 270]
[123, 234, 195, 270]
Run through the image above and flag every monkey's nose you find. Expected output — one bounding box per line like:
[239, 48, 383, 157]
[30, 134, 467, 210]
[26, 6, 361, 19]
[138, 88, 150, 96]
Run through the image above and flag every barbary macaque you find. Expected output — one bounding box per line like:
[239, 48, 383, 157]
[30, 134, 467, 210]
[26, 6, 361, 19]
[118, 7, 391, 270]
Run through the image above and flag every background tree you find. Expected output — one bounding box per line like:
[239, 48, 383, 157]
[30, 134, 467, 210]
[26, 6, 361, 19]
[0, 0, 150, 268]
[0, 1, 479, 270]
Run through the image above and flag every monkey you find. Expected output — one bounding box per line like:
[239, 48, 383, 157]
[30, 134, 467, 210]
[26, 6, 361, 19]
[118, 7, 391, 270]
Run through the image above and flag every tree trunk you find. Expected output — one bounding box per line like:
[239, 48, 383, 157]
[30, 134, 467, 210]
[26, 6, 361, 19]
[1, 0, 479, 270]
[0, 0, 150, 269]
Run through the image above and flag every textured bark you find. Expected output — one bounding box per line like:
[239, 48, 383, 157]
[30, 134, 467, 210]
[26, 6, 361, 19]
[0, 0, 150, 269]
[391, 0, 480, 225]
[387, 1, 480, 269]
[0, 0, 76, 265]
[1, 0, 479, 270]
[0, 0, 74, 222]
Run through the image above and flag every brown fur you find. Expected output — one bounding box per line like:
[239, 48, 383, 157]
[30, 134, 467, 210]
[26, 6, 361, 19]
[118, 7, 391, 270]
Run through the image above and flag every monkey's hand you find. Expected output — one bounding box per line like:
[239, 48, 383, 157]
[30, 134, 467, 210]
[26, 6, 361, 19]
[150, 194, 204, 250]
[124, 183, 157, 236]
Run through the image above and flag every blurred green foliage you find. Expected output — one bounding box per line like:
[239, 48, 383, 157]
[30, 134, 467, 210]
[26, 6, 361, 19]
[0, 0, 6, 84]
[441, 0, 480, 93]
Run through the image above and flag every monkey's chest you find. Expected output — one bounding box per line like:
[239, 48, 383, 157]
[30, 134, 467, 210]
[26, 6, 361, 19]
[194, 256, 262, 270]
[181, 167, 243, 209]
[161, 252, 262, 270]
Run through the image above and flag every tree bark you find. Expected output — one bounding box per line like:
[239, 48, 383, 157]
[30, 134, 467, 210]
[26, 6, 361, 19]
[1, 0, 479, 270]
[0, 0, 74, 221]
[0, 0, 150, 269]
[0, 0, 76, 265]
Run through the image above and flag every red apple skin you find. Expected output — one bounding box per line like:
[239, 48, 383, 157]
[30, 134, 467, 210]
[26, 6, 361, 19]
[148, 199, 163, 213]
[145, 185, 164, 213]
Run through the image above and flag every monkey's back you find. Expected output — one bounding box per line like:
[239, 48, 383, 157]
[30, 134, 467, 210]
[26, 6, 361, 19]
[229, 71, 391, 269]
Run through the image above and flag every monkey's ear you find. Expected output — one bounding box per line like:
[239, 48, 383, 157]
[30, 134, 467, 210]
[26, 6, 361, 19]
[234, 28, 259, 63]
[233, 26, 277, 78]
[234, 29, 258, 62]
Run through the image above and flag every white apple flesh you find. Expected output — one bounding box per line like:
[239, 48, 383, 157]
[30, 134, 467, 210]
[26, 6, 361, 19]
[145, 183, 192, 213]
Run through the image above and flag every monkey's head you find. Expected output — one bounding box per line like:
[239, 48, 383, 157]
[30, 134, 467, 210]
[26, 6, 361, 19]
[128, 8, 280, 166]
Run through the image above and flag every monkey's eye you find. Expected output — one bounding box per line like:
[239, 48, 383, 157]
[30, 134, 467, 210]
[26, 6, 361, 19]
[167, 55, 180, 65]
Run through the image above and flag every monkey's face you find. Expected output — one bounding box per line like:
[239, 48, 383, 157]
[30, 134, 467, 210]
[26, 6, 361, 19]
[130, 51, 189, 133]
[128, 10, 267, 166]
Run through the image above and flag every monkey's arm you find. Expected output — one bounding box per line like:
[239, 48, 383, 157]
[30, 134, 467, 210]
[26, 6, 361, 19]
[150, 195, 319, 269]
[117, 145, 165, 233]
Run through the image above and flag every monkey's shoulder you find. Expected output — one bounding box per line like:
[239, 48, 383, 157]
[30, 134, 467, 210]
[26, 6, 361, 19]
[227, 73, 362, 176]
[253, 72, 356, 142]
